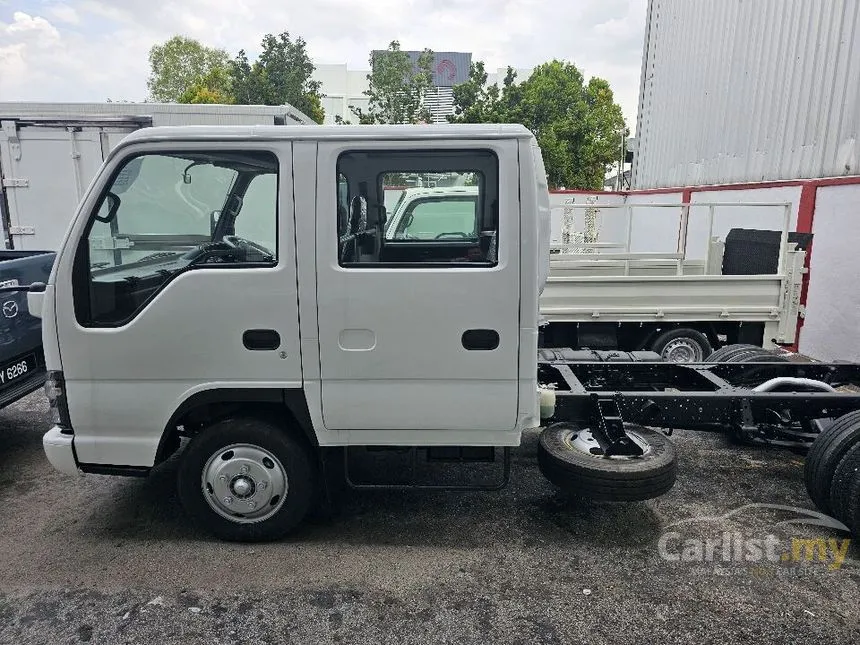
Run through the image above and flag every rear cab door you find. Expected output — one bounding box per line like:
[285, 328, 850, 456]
[314, 137, 522, 445]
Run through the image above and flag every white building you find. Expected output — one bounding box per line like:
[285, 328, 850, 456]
[313, 61, 533, 125]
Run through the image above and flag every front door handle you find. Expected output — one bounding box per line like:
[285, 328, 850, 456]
[243, 329, 281, 351]
[461, 329, 499, 351]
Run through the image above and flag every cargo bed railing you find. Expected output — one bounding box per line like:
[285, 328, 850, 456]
[551, 201, 794, 277]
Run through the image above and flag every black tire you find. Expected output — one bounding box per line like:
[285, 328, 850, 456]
[538, 423, 677, 501]
[803, 410, 860, 516]
[705, 344, 760, 362]
[650, 328, 712, 363]
[736, 349, 789, 363]
[845, 468, 860, 537]
[177, 416, 316, 542]
[829, 441, 860, 524]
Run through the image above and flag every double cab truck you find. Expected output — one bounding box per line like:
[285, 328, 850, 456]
[30, 125, 860, 541]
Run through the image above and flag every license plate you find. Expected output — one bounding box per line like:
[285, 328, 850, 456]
[0, 354, 37, 389]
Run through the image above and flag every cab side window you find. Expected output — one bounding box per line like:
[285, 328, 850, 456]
[336, 150, 498, 267]
[74, 151, 278, 327]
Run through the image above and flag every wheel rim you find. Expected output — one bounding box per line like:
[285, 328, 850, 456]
[661, 338, 703, 363]
[201, 443, 288, 524]
[561, 428, 653, 459]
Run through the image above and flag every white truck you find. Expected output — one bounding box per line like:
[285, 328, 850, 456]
[385, 186, 808, 361]
[29, 124, 860, 541]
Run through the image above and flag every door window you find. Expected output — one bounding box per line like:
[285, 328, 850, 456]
[74, 151, 278, 326]
[393, 197, 478, 240]
[336, 150, 498, 266]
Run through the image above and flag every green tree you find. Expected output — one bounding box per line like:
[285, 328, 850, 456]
[147, 36, 230, 102]
[178, 66, 233, 104]
[450, 60, 626, 189]
[351, 41, 434, 124]
[229, 32, 325, 123]
[449, 61, 516, 124]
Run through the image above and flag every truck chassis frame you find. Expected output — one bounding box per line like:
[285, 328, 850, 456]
[539, 350, 860, 454]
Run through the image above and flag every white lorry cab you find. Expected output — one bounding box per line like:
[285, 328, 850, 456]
[30, 124, 553, 540]
[30, 124, 860, 541]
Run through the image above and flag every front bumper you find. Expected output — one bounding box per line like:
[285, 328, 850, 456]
[43, 427, 80, 476]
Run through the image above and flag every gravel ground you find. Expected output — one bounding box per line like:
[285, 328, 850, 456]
[0, 392, 858, 644]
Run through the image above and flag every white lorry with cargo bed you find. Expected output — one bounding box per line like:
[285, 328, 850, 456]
[25, 124, 860, 541]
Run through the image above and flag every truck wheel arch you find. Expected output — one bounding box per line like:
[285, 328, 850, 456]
[154, 388, 317, 465]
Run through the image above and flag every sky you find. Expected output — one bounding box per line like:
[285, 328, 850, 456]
[0, 0, 648, 128]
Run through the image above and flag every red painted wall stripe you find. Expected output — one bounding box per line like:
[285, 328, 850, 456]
[792, 183, 819, 351]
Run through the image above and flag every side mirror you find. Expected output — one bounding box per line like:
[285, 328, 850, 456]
[210, 210, 221, 236]
[93, 192, 120, 223]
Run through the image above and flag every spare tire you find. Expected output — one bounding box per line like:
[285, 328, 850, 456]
[804, 410, 860, 516]
[705, 344, 760, 362]
[538, 423, 677, 501]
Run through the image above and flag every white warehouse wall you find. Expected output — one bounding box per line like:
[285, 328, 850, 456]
[799, 183, 860, 362]
[633, 0, 860, 189]
[624, 191, 683, 253]
[686, 186, 801, 260]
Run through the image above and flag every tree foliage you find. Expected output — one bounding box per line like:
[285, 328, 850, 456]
[147, 33, 325, 123]
[147, 36, 230, 103]
[229, 32, 325, 123]
[450, 60, 626, 189]
[350, 41, 434, 124]
[177, 66, 233, 104]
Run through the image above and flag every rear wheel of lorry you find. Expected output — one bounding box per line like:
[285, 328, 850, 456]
[803, 410, 860, 516]
[650, 328, 712, 363]
[537, 423, 677, 501]
[829, 441, 860, 525]
[177, 416, 316, 542]
[845, 466, 860, 537]
[705, 344, 760, 362]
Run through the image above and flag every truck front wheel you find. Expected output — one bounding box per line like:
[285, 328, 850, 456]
[177, 416, 316, 541]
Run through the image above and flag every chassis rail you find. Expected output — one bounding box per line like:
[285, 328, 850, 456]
[538, 352, 860, 450]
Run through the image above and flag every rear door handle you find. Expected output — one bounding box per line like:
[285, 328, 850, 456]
[243, 329, 281, 351]
[461, 329, 499, 351]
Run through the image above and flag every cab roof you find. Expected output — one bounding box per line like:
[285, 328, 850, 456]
[118, 123, 534, 147]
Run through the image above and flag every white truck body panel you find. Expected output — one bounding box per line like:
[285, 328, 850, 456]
[51, 141, 303, 466]
[315, 139, 521, 439]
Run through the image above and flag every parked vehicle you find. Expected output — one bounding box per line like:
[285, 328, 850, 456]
[0, 250, 54, 408]
[31, 124, 860, 541]
[0, 102, 313, 251]
[384, 187, 806, 361]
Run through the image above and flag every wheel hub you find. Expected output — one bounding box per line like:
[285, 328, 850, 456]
[662, 338, 703, 363]
[202, 444, 288, 523]
[230, 475, 255, 498]
[563, 428, 653, 459]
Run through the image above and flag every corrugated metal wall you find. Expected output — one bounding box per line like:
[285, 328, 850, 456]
[632, 0, 860, 188]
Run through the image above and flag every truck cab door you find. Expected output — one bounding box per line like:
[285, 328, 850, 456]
[315, 140, 522, 443]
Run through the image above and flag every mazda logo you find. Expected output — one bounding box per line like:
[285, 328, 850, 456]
[2, 300, 18, 319]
